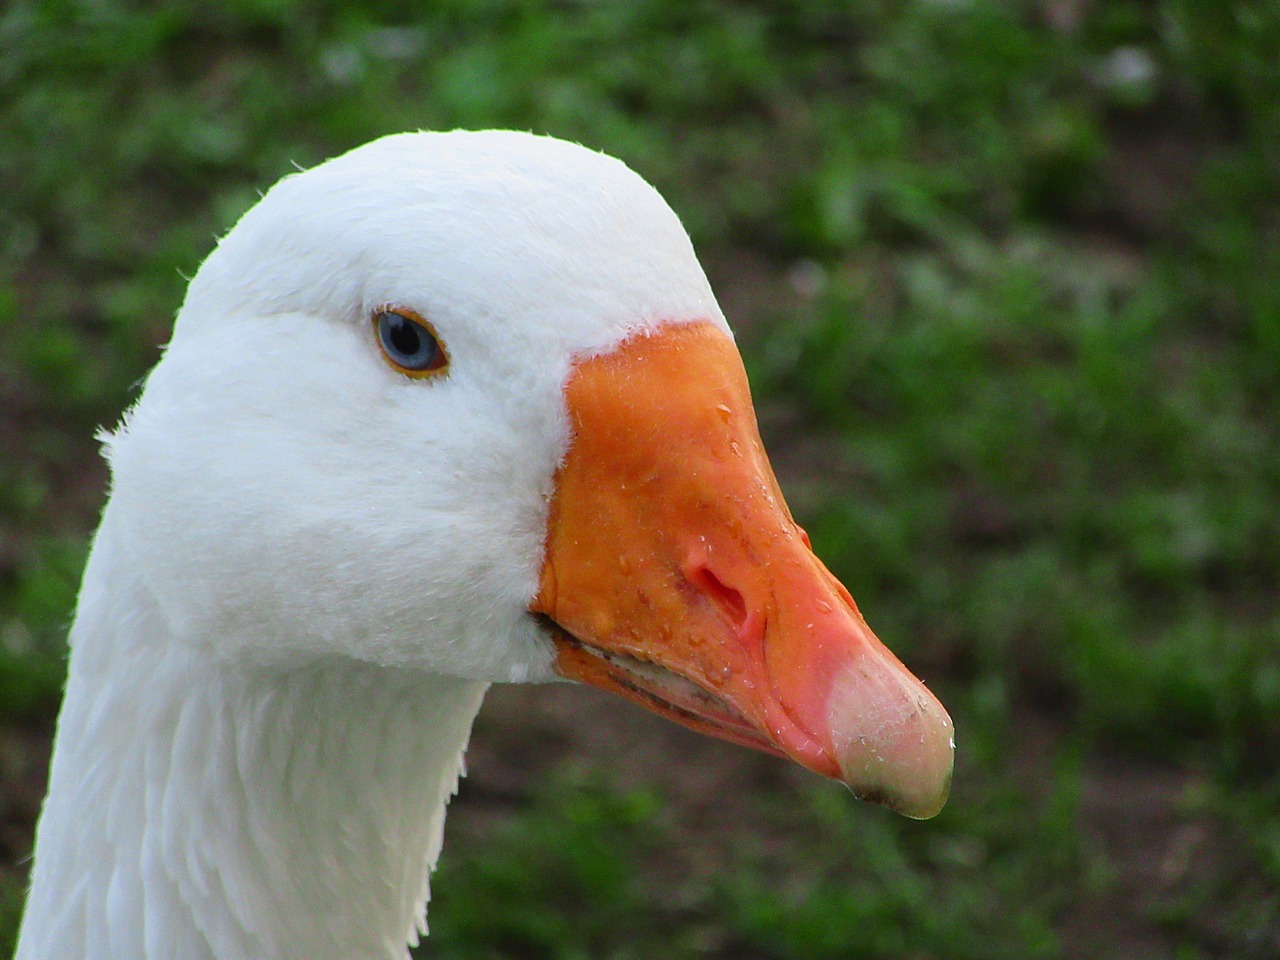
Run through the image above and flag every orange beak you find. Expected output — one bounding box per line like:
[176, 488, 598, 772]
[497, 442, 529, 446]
[531, 321, 953, 818]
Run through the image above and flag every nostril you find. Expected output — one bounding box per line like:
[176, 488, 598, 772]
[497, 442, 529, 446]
[687, 564, 748, 630]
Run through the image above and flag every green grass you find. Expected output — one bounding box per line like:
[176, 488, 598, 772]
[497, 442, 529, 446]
[3, 1, 1278, 957]
[426, 756, 1089, 960]
[425, 773, 674, 960]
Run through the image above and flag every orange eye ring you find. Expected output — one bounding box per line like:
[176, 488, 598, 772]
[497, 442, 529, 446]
[373, 307, 449, 378]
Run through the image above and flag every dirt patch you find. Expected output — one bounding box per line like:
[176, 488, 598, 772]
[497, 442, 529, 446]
[459, 682, 813, 842]
[0, 720, 51, 889]
[1069, 752, 1279, 960]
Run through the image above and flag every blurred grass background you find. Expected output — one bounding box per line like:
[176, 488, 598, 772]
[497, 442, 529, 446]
[1, 0, 1277, 957]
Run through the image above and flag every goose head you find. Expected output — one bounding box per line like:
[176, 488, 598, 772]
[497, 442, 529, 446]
[102, 130, 952, 817]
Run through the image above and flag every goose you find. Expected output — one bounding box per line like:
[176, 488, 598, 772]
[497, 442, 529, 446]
[15, 130, 954, 960]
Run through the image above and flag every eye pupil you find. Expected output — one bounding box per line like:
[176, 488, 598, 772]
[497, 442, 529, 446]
[387, 315, 422, 356]
[376, 310, 443, 373]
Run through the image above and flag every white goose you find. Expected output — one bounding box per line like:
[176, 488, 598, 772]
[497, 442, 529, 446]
[16, 130, 953, 960]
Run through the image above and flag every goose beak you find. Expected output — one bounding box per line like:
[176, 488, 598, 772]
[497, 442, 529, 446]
[530, 321, 953, 819]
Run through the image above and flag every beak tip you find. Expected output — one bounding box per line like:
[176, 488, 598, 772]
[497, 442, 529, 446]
[844, 768, 953, 820]
[827, 662, 956, 820]
[836, 729, 954, 820]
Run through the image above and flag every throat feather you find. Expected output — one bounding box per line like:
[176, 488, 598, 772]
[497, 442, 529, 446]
[17, 532, 487, 960]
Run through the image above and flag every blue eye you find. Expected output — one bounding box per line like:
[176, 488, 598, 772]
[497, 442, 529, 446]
[374, 310, 447, 376]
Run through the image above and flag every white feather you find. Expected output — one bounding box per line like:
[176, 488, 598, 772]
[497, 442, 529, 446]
[18, 130, 728, 959]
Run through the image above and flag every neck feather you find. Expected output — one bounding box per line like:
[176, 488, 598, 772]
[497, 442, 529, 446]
[17, 520, 487, 960]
